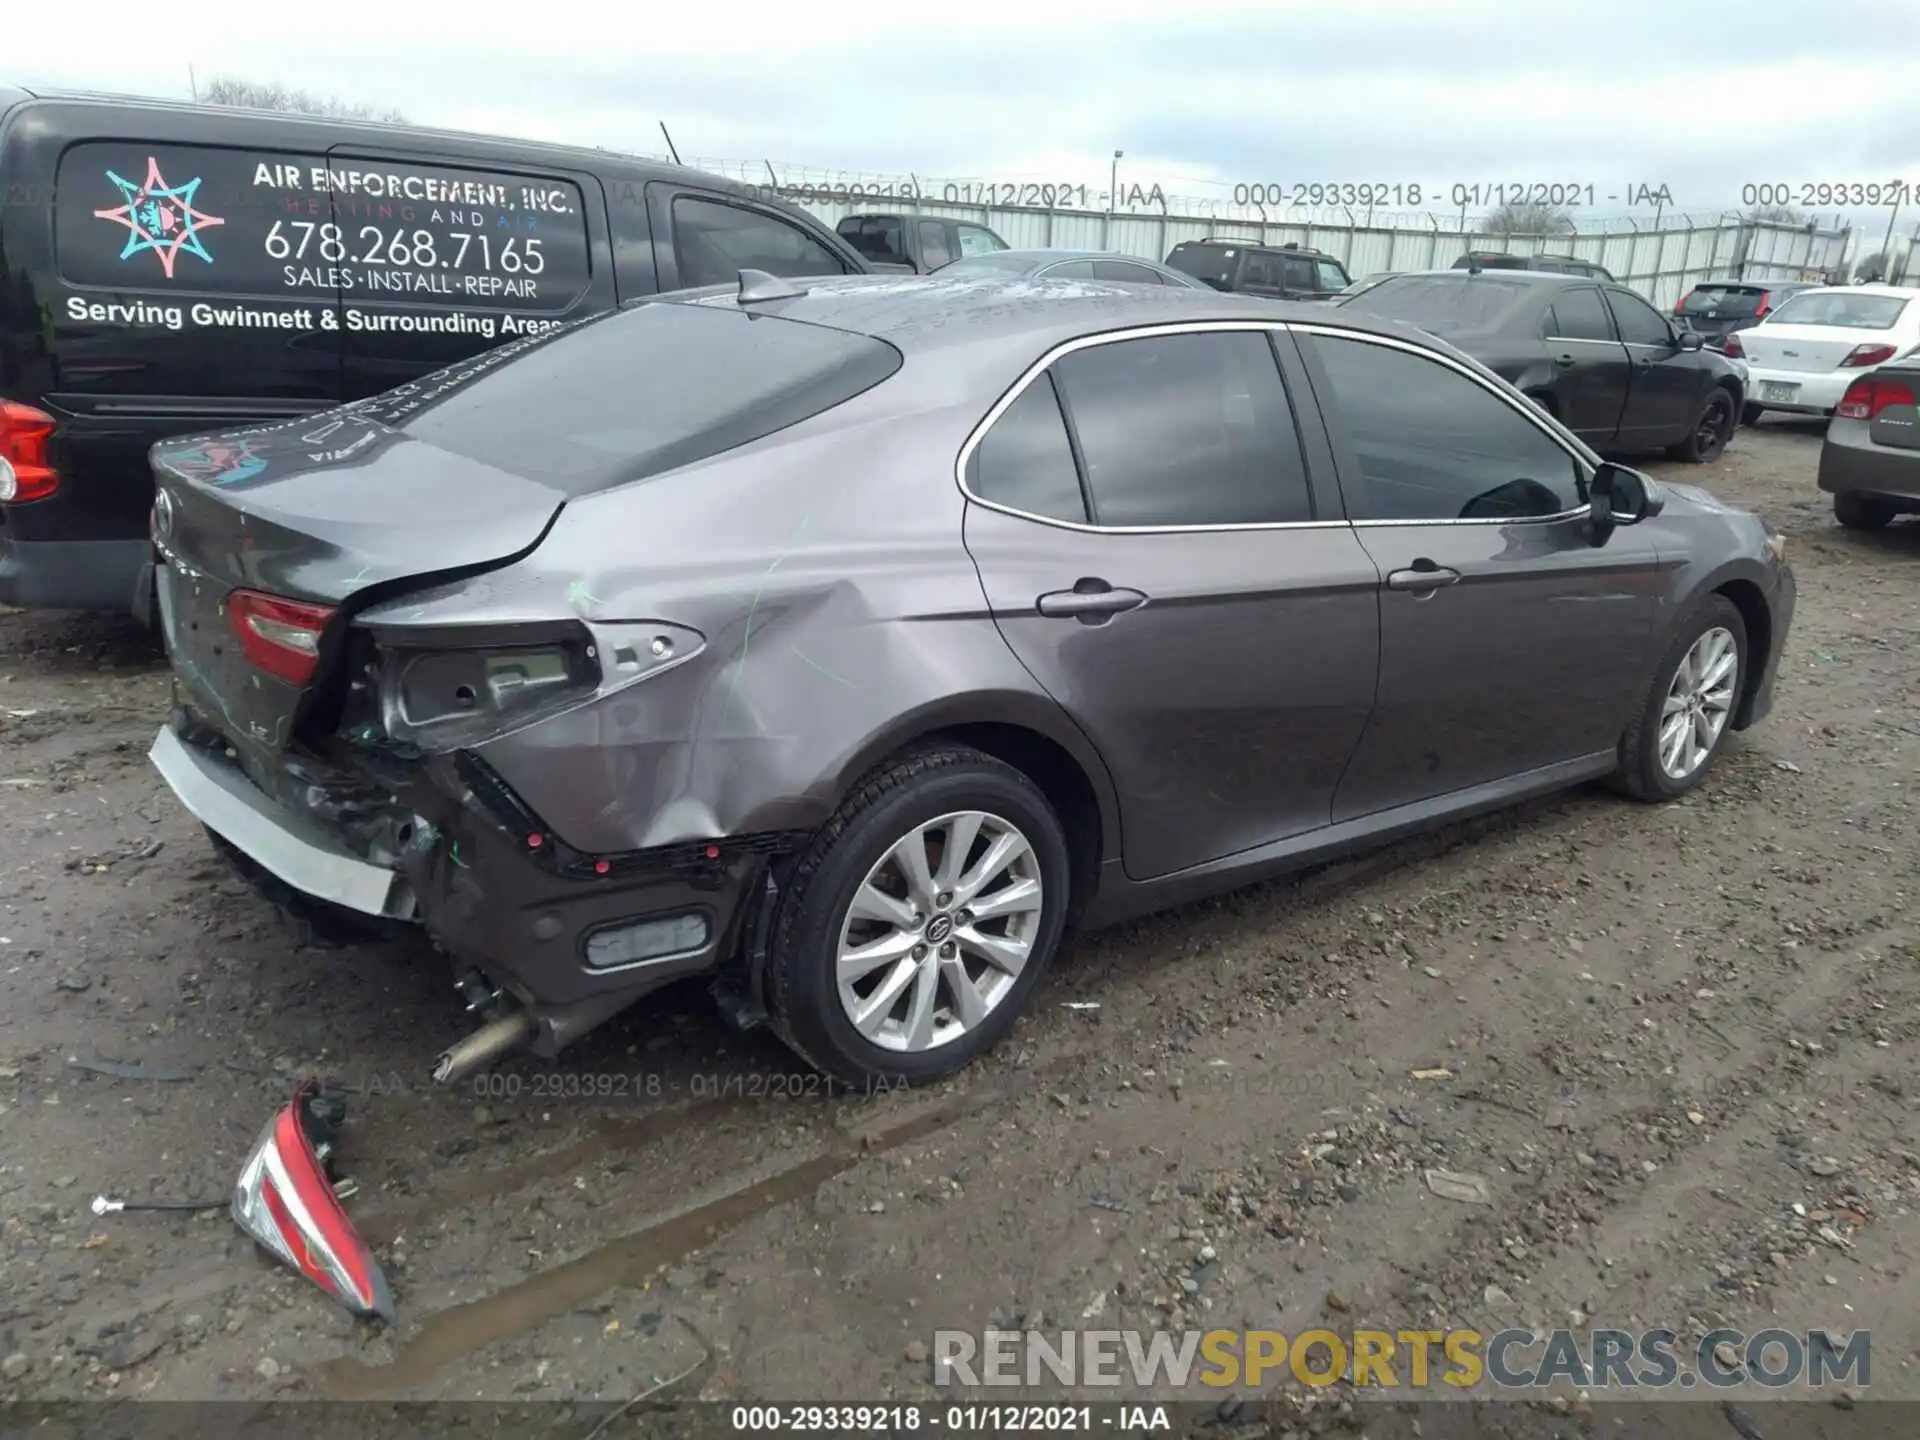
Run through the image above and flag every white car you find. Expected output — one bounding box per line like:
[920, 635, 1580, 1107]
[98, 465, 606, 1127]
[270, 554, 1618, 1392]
[1732, 284, 1920, 422]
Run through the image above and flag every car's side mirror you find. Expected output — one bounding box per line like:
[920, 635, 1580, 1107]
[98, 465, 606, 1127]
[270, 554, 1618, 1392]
[1676, 329, 1704, 352]
[1587, 462, 1664, 546]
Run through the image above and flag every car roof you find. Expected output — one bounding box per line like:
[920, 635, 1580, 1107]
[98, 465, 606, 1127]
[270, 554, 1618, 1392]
[959, 248, 1164, 264]
[1383, 268, 1606, 288]
[6, 83, 697, 185]
[656, 273, 1426, 354]
[1172, 238, 1341, 258]
[1785, 283, 1920, 300]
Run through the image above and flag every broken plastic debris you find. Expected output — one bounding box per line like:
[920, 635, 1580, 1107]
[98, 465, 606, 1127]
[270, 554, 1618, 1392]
[1061, 1002, 1100, 1011]
[1423, 1168, 1495, 1205]
[91, 1193, 225, 1216]
[68, 1056, 193, 1082]
[1411, 1067, 1454, 1081]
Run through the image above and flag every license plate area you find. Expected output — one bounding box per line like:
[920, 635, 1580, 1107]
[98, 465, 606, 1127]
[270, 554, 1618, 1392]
[1762, 381, 1799, 401]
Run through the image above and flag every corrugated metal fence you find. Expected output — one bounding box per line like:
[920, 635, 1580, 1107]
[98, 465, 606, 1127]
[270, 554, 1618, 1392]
[683, 158, 1856, 309]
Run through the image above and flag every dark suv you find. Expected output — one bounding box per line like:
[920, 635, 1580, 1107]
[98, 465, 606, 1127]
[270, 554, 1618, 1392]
[1164, 239, 1351, 300]
[1455, 250, 1615, 281]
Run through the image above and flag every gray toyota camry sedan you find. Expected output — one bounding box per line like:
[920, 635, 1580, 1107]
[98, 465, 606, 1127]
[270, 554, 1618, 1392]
[146, 272, 1796, 1088]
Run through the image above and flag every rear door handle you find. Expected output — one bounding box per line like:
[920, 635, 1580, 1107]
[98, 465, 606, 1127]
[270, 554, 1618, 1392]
[1386, 564, 1461, 592]
[1035, 581, 1148, 621]
[1553, 353, 1577, 368]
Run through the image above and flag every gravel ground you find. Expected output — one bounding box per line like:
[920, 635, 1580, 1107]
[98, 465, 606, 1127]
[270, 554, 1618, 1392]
[0, 418, 1915, 1427]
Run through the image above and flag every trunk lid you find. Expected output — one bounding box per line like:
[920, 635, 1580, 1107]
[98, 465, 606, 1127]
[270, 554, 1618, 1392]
[152, 412, 565, 754]
[1867, 363, 1920, 450]
[1736, 323, 1892, 373]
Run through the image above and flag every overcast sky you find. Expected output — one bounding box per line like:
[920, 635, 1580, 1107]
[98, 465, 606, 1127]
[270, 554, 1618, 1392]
[13, 0, 1920, 239]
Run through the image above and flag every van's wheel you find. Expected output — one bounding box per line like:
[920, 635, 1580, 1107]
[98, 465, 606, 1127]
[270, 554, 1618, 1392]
[1834, 492, 1896, 530]
[1613, 595, 1747, 803]
[1741, 402, 1764, 427]
[1671, 389, 1735, 462]
[765, 744, 1069, 1087]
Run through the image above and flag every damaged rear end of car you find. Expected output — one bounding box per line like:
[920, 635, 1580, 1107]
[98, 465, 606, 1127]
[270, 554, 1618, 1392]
[148, 292, 911, 1080]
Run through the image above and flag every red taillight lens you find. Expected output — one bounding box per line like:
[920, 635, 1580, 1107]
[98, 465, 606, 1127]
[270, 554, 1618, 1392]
[1840, 343, 1897, 368]
[1835, 376, 1917, 420]
[232, 1079, 394, 1321]
[1721, 333, 1745, 358]
[0, 400, 59, 503]
[227, 589, 335, 685]
[1753, 291, 1771, 318]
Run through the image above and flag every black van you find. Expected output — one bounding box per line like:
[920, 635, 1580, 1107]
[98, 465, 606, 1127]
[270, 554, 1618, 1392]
[1163, 239, 1352, 300]
[0, 84, 872, 616]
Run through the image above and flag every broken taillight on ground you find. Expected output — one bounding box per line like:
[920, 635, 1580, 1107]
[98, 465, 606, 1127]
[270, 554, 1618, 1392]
[232, 1078, 394, 1322]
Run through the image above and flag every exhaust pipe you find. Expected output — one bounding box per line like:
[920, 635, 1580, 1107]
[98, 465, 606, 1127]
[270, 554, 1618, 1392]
[433, 1009, 536, 1084]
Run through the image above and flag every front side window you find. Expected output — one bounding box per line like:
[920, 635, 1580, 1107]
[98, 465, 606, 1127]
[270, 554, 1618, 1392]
[1604, 288, 1676, 347]
[837, 216, 906, 265]
[673, 198, 848, 287]
[1309, 334, 1584, 521]
[1313, 258, 1351, 291]
[1051, 332, 1315, 527]
[955, 224, 1007, 257]
[1281, 256, 1318, 291]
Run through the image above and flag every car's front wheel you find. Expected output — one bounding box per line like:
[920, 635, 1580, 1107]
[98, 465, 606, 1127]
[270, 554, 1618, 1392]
[1672, 389, 1735, 463]
[1613, 596, 1747, 802]
[1834, 492, 1896, 530]
[765, 744, 1070, 1086]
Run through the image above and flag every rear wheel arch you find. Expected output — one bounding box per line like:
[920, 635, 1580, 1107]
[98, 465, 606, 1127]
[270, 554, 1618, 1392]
[824, 697, 1119, 912]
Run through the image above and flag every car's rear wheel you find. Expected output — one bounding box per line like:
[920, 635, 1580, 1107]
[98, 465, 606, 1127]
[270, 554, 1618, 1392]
[1833, 492, 1896, 531]
[1672, 389, 1735, 463]
[1741, 402, 1764, 427]
[765, 744, 1070, 1086]
[1613, 596, 1747, 802]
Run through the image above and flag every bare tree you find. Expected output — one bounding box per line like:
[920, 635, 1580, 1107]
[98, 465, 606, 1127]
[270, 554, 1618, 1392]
[1481, 200, 1575, 236]
[1851, 250, 1889, 283]
[1743, 205, 1808, 226]
[199, 75, 406, 124]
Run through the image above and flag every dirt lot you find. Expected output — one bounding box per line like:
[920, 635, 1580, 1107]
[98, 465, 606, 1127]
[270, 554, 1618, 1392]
[0, 419, 1915, 1426]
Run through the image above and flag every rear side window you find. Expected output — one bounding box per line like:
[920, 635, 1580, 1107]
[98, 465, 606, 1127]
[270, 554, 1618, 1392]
[1043, 259, 1098, 279]
[1548, 287, 1616, 341]
[1092, 260, 1165, 284]
[1053, 332, 1314, 527]
[969, 374, 1087, 523]
[55, 141, 592, 312]
[383, 300, 899, 493]
[673, 198, 849, 287]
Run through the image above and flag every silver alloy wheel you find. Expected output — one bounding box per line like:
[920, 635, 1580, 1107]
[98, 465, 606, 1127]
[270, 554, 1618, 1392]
[1659, 626, 1739, 780]
[835, 810, 1044, 1053]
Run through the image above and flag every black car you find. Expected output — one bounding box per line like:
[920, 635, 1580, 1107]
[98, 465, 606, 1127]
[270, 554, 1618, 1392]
[1672, 280, 1820, 343]
[1342, 270, 1745, 462]
[1454, 250, 1616, 282]
[0, 84, 875, 617]
[1164, 239, 1352, 300]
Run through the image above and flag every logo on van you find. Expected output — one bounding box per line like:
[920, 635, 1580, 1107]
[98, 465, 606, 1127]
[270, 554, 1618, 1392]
[93, 157, 225, 279]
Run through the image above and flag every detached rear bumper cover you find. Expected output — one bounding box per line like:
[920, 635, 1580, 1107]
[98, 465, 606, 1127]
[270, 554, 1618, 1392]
[149, 726, 417, 920]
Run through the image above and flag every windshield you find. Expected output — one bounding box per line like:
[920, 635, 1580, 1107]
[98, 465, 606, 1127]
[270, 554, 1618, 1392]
[378, 301, 903, 493]
[1342, 274, 1534, 331]
[1679, 285, 1765, 316]
[1763, 291, 1911, 329]
[936, 252, 1046, 276]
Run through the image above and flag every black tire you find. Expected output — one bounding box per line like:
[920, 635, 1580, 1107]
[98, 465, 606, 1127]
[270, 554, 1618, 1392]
[1613, 595, 1747, 803]
[1833, 492, 1895, 531]
[1671, 388, 1735, 463]
[1741, 402, 1764, 427]
[764, 744, 1071, 1087]
[204, 825, 410, 949]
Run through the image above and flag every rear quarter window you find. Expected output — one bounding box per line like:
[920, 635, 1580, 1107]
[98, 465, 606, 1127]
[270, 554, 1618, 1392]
[54, 140, 593, 315]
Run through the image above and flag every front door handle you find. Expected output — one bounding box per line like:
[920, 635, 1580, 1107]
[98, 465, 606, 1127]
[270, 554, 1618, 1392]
[1035, 581, 1148, 621]
[1553, 353, 1577, 368]
[1386, 564, 1461, 592]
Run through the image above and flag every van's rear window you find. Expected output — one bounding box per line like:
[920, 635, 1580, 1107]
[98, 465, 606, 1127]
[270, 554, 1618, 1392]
[1165, 245, 1235, 288]
[54, 141, 591, 314]
[353, 299, 903, 493]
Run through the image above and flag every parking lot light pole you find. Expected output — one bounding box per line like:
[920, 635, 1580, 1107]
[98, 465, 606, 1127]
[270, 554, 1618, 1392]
[1106, 150, 1123, 249]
